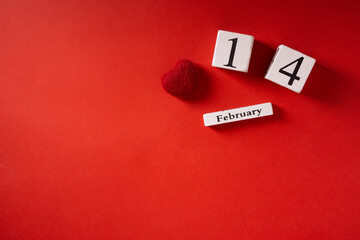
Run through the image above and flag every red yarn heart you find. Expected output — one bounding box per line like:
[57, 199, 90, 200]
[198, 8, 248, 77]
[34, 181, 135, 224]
[161, 60, 199, 99]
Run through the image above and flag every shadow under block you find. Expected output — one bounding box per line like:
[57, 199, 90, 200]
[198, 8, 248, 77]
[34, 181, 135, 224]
[212, 30, 254, 72]
[265, 45, 316, 93]
[203, 102, 273, 127]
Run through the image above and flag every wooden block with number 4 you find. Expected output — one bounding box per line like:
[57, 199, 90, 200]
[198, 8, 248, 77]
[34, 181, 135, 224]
[212, 30, 254, 72]
[265, 45, 316, 93]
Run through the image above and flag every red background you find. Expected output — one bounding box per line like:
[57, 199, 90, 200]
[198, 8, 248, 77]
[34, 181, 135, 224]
[1, 0, 359, 239]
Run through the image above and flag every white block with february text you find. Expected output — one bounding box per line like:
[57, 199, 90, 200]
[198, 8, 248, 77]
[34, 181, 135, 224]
[203, 102, 273, 127]
[212, 30, 254, 72]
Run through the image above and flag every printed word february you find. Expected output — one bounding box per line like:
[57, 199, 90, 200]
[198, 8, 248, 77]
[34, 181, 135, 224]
[203, 103, 273, 127]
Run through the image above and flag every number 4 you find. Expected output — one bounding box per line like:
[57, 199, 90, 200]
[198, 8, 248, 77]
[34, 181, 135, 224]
[279, 57, 304, 86]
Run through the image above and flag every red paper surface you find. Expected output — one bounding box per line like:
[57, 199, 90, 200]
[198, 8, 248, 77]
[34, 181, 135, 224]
[1, 0, 359, 239]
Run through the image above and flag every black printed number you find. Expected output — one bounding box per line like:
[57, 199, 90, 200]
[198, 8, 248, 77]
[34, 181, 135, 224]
[224, 38, 238, 68]
[279, 57, 304, 86]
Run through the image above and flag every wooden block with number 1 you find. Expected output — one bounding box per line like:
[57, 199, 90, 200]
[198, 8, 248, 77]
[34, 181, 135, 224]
[212, 30, 254, 72]
[265, 45, 316, 93]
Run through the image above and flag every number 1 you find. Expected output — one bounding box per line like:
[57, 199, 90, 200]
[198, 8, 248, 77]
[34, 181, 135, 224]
[224, 38, 238, 68]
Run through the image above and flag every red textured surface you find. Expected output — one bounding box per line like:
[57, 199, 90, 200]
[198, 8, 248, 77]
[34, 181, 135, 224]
[161, 60, 198, 99]
[0, 0, 359, 239]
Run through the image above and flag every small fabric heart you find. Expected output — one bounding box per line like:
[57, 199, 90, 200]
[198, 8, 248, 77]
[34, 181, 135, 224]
[161, 60, 199, 99]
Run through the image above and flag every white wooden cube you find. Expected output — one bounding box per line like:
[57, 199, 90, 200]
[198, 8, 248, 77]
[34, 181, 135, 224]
[265, 45, 316, 93]
[212, 30, 254, 72]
